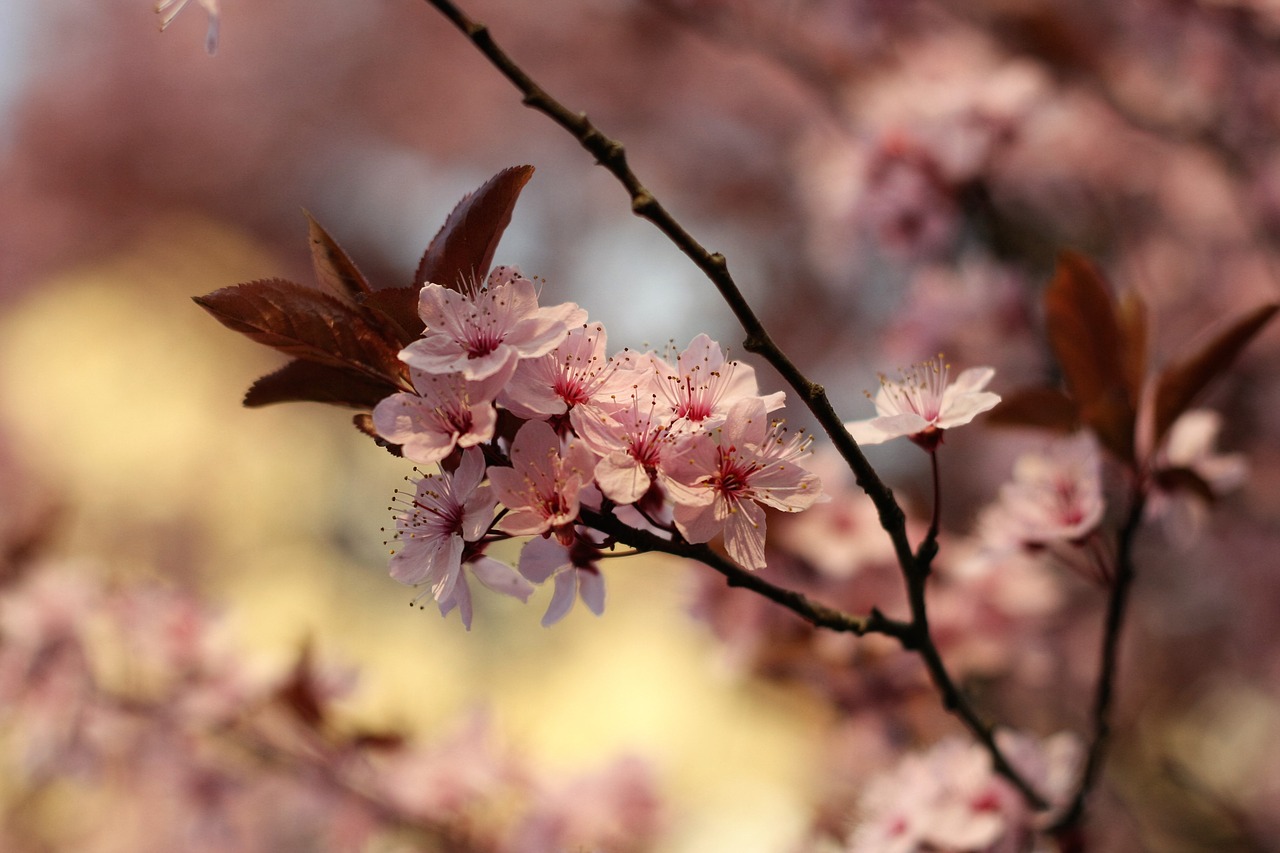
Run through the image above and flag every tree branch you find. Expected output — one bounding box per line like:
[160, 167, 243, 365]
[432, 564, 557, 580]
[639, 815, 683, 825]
[1051, 486, 1148, 835]
[580, 507, 907, 640]
[422, 0, 1048, 811]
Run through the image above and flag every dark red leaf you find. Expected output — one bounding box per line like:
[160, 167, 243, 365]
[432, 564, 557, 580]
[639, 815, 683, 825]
[194, 279, 407, 386]
[353, 413, 403, 456]
[985, 386, 1081, 432]
[306, 211, 372, 303]
[1117, 289, 1147, 404]
[415, 165, 535, 290]
[244, 360, 399, 409]
[1044, 251, 1136, 462]
[1152, 302, 1278, 444]
[359, 286, 422, 347]
[275, 640, 325, 729]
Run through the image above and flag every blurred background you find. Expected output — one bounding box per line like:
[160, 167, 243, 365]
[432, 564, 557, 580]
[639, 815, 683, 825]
[2, 0, 1280, 850]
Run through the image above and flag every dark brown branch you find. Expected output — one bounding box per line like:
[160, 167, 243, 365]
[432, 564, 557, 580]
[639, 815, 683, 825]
[1051, 487, 1148, 835]
[422, 0, 1048, 809]
[580, 507, 907, 640]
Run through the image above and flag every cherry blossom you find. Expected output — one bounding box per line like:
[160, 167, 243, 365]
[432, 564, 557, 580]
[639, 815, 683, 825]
[487, 420, 598, 543]
[665, 398, 822, 570]
[500, 323, 641, 421]
[844, 356, 1000, 450]
[1146, 408, 1247, 545]
[649, 334, 785, 433]
[401, 266, 587, 381]
[372, 363, 514, 464]
[518, 529, 607, 626]
[573, 385, 680, 505]
[984, 432, 1105, 548]
[435, 555, 536, 631]
[846, 732, 1078, 853]
[387, 448, 520, 621]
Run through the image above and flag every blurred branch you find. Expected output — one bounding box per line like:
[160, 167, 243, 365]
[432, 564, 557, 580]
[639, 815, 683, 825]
[1051, 486, 1148, 835]
[422, 0, 1049, 811]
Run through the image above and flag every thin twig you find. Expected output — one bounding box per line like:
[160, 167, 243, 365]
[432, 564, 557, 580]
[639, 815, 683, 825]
[421, 0, 1048, 809]
[1051, 486, 1148, 834]
[580, 507, 906, 640]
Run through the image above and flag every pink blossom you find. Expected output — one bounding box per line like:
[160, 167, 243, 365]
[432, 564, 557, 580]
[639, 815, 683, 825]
[983, 432, 1105, 548]
[649, 334, 785, 433]
[500, 323, 640, 421]
[388, 447, 492, 595]
[518, 530, 607, 626]
[846, 733, 1079, 853]
[401, 266, 587, 381]
[665, 398, 822, 570]
[436, 555, 536, 632]
[573, 385, 680, 505]
[372, 362, 513, 464]
[487, 420, 598, 542]
[844, 356, 1000, 450]
[1146, 408, 1247, 546]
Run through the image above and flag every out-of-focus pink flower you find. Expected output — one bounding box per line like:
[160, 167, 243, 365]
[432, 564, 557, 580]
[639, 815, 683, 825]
[1146, 408, 1247, 546]
[844, 356, 1000, 451]
[973, 432, 1110, 583]
[982, 432, 1105, 548]
[665, 398, 822, 570]
[372, 363, 513, 464]
[156, 0, 221, 55]
[649, 334, 784, 433]
[388, 449, 498, 608]
[512, 754, 664, 852]
[488, 420, 597, 543]
[401, 266, 587, 381]
[846, 732, 1079, 853]
[518, 529, 606, 627]
[500, 323, 639, 421]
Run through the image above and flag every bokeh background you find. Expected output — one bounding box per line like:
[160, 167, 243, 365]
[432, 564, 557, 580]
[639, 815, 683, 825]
[3, 1, 1280, 850]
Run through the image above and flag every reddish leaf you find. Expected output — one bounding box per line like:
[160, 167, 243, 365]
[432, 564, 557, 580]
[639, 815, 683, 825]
[194, 279, 406, 385]
[1152, 302, 1278, 444]
[359, 286, 422, 347]
[353, 413, 403, 456]
[1117, 289, 1148, 404]
[985, 386, 1081, 432]
[244, 360, 400, 409]
[275, 640, 326, 729]
[415, 165, 535, 290]
[1044, 251, 1136, 462]
[306, 211, 372, 303]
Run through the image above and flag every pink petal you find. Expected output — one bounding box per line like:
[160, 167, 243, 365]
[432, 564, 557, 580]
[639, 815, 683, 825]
[519, 537, 570, 584]
[578, 570, 606, 616]
[471, 557, 535, 602]
[542, 571, 578, 626]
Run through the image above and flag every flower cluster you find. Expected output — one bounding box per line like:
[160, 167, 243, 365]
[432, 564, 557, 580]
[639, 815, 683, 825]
[379, 269, 823, 627]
